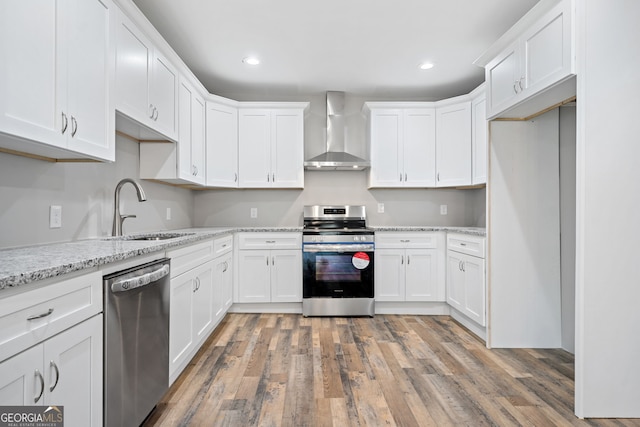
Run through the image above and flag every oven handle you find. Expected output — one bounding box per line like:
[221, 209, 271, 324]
[303, 244, 374, 253]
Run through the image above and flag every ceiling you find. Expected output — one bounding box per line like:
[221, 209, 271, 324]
[131, 0, 539, 101]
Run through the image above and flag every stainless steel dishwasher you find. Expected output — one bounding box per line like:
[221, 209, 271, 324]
[103, 258, 171, 427]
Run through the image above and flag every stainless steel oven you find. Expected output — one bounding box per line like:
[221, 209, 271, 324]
[302, 205, 375, 316]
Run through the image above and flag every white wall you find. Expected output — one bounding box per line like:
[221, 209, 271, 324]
[0, 135, 194, 248]
[559, 106, 576, 354]
[575, 0, 640, 417]
[488, 110, 562, 348]
[194, 171, 485, 227]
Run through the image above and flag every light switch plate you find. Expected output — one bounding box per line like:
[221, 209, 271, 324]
[440, 205, 448, 215]
[377, 203, 385, 213]
[50, 205, 62, 228]
[250, 207, 258, 218]
[166, 207, 172, 220]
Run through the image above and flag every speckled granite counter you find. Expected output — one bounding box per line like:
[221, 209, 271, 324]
[0, 225, 482, 291]
[371, 226, 486, 237]
[0, 227, 301, 291]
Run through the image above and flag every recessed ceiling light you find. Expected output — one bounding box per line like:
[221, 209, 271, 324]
[419, 62, 434, 70]
[243, 56, 260, 66]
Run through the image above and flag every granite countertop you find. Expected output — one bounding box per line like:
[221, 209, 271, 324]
[0, 225, 483, 291]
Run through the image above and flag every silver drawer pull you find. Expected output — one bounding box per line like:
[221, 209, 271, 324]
[49, 360, 60, 392]
[34, 369, 44, 403]
[27, 308, 54, 321]
[460, 243, 467, 246]
[265, 240, 276, 244]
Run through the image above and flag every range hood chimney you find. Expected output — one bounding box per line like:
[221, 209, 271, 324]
[304, 91, 370, 171]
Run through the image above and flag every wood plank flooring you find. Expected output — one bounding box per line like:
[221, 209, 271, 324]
[143, 314, 640, 427]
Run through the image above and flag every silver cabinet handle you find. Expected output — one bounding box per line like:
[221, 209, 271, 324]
[149, 104, 154, 119]
[401, 255, 404, 265]
[460, 243, 467, 246]
[61, 112, 68, 134]
[34, 369, 44, 403]
[71, 116, 78, 137]
[266, 257, 269, 266]
[272, 173, 275, 182]
[458, 260, 463, 271]
[400, 173, 403, 182]
[223, 261, 228, 273]
[513, 81, 519, 94]
[518, 77, 524, 91]
[437, 172, 440, 182]
[27, 308, 54, 321]
[462, 262, 466, 272]
[49, 360, 60, 392]
[234, 173, 238, 182]
[267, 174, 270, 182]
[265, 240, 276, 244]
[405, 173, 407, 181]
[153, 107, 159, 121]
[407, 255, 410, 265]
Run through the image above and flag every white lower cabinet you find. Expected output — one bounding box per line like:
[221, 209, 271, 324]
[236, 233, 302, 303]
[0, 315, 103, 427]
[446, 234, 486, 326]
[167, 239, 216, 383]
[375, 232, 445, 302]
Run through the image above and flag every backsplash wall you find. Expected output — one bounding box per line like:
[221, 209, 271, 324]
[0, 135, 194, 249]
[194, 171, 486, 227]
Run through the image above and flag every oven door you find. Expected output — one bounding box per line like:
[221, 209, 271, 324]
[303, 244, 374, 298]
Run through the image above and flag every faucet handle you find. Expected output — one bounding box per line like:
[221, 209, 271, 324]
[119, 214, 137, 232]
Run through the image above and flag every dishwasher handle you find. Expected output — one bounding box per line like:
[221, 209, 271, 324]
[110, 263, 170, 293]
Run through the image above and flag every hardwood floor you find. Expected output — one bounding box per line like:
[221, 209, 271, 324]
[144, 314, 640, 427]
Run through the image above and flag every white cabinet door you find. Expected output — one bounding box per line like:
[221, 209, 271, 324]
[271, 250, 302, 302]
[44, 315, 102, 427]
[461, 253, 486, 327]
[403, 109, 436, 187]
[149, 50, 178, 140]
[237, 250, 271, 302]
[65, 0, 113, 160]
[0, 345, 42, 406]
[178, 80, 193, 182]
[486, 42, 520, 118]
[405, 249, 439, 301]
[0, 1, 64, 148]
[272, 109, 304, 188]
[374, 249, 405, 301]
[206, 102, 238, 187]
[192, 261, 215, 344]
[221, 253, 234, 311]
[521, 0, 573, 96]
[115, 10, 153, 125]
[471, 93, 487, 185]
[369, 109, 403, 187]
[238, 110, 271, 188]
[436, 101, 471, 187]
[169, 272, 194, 376]
[446, 251, 465, 312]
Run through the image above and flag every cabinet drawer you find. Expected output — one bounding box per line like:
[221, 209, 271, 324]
[238, 233, 301, 250]
[375, 232, 440, 249]
[447, 234, 485, 258]
[167, 239, 214, 277]
[0, 270, 102, 363]
[214, 234, 233, 257]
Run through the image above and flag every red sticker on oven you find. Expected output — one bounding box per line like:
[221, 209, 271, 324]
[352, 252, 370, 269]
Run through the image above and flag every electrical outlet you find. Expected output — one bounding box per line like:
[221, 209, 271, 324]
[166, 207, 172, 220]
[49, 205, 62, 228]
[377, 203, 385, 214]
[440, 205, 448, 215]
[250, 207, 258, 219]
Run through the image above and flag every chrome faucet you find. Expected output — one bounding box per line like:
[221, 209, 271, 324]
[112, 178, 147, 236]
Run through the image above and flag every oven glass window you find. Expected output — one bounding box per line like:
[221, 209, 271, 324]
[315, 254, 361, 282]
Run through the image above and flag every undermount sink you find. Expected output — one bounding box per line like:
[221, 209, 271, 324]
[107, 232, 196, 241]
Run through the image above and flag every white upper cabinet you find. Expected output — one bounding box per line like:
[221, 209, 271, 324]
[435, 101, 472, 187]
[139, 77, 206, 185]
[366, 106, 436, 188]
[206, 100, 239, 187]
[471, 88, 487, 185]
[115, 8, 178, 141]
[238, 105, 307, 188]
[482, 0, 575, 119]
[0, 0, 115, 161]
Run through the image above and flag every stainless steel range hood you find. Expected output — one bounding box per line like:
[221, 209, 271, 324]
[304, 91, 370, 171]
